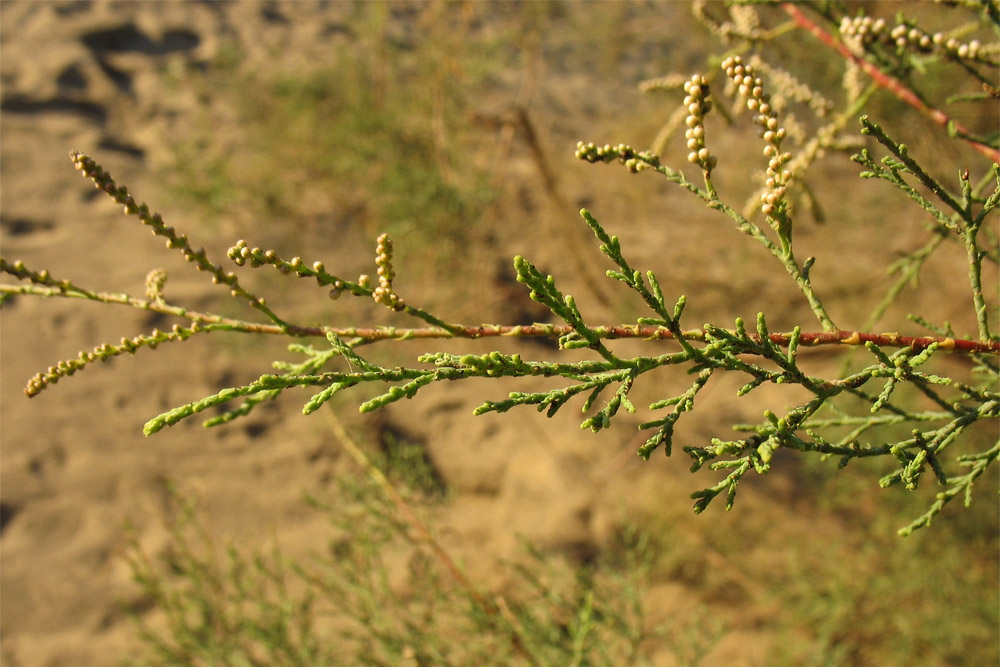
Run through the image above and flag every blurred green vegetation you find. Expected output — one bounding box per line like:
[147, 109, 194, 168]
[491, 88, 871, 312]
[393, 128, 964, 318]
[124, 469, 693, 666]
[162, 3, 521, 274]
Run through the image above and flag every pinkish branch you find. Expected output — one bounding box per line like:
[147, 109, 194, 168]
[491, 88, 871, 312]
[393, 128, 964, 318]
[781, 4, 1000, 163]
[6, 278, 997, 381]
[4, 283, 996, 355]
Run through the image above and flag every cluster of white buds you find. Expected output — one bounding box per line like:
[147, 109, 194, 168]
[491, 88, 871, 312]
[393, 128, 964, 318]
[683, 74, 717, 174]
[840, 14, 994, 62]
[721, 55, 791, 217]
[227, 239, 278, 269]
[889, 23, 935, 51]
[373, 233, 404, 311]
[839, 14, 890, 54]
[144, 268, 168, 301]
[574, 141, 652, 173]
[926, 32, 987, 60]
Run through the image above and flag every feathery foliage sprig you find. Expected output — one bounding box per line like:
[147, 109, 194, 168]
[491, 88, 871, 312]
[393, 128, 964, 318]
[3, 2, 997, 536]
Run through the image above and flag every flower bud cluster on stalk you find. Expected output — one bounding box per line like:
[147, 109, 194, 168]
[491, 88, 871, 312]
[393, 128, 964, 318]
[722, 55, 792, 221]
[373, 233, 404, 311]
[683, 74, 717, 174]
[839, 14, 997, 63]
[575, 141, 654, 173]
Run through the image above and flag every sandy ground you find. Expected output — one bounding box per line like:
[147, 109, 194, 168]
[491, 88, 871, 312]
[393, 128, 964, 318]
[2, 2, 997, 666]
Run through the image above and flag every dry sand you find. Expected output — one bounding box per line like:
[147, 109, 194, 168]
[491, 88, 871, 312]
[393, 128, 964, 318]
[2, 2, 996, 666]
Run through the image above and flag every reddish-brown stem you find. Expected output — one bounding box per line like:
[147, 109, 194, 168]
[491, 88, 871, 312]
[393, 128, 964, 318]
[318, 324, 997, 354]
[4, 283, 996, 354]
[781, 4, 1000, 163]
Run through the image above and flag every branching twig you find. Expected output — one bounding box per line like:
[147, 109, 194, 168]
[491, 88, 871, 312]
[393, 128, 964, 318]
[3, 2, 997, 536]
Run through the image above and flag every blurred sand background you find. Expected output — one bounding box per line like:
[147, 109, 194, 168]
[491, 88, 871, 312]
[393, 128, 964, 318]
[1, 2, 997, 665]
